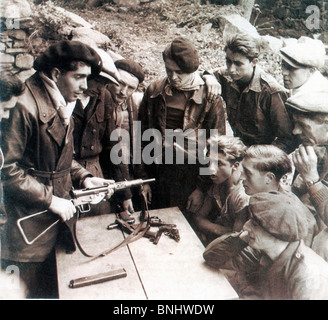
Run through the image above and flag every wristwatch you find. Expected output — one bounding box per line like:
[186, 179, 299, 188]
[305, 179, 321, 189]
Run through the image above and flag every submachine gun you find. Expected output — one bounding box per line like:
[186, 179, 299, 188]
[17, 178, 155, 245]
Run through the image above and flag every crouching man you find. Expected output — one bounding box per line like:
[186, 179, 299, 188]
[203, 192, 328, 300]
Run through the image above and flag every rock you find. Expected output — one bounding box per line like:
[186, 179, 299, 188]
[13, 40, 26, 48]
[70, 27, 111, 48]
[0, 0, 32, 19]
[6, 29, 26, 40]
[0, 53, 15, 64]
[112, 0, 140, 6]
[15, 68, 36, 82]
[15, 53, 34, 69]
[201, 23, 212, 35]
[0, 43, 6, 52]
[86, 0, 104, 9]
[219, 14, 260, 43]
[260, 35, 284, 53]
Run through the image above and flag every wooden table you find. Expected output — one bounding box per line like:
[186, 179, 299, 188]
[56, 207, 238, 300]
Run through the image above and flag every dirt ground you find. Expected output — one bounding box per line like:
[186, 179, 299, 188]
[56, 0, 281, 91]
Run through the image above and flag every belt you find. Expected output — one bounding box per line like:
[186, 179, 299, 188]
[23, 166, 70, 179]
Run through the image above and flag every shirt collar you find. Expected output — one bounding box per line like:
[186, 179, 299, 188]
[230, 65, 262, 93]
[150, 77, 204, 105]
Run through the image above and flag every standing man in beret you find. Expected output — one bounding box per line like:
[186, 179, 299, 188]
[73, 53, 146, 217]
[103, 59, 149, 214]
[280, 37, 328, 262]
[138, 37, 226, 214]
[1, 40, 114, 298]
[203, 191, 328, 300]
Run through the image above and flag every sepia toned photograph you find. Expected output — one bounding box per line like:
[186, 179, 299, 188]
[0, 0, 328, 304]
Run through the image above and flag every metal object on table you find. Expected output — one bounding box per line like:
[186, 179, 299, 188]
[69, 268, 127, 288]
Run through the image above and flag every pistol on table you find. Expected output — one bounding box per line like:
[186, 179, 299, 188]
[107, 216, 180, 245]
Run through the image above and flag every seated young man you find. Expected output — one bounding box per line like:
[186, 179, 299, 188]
[240, 144, 317, 246]
[203, 145, 322, 299]
[192, 135, 249, 246]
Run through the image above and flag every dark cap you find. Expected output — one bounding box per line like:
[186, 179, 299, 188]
[163, 37, 199, 73]
[34, 40, 102, 75]
[248, 191, 310, 242]
[114, 59, 145, 83]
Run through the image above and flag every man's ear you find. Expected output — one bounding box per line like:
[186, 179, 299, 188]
[265, 172, 275, 184]
[232, 161, 240, 171]
[50, 68, 61, 83]
[251, 58, 258, 66]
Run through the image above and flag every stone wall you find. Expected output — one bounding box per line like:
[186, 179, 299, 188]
[0, 0, 36, 81]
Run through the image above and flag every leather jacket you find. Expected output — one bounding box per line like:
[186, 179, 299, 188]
[1, 73, 91, 262]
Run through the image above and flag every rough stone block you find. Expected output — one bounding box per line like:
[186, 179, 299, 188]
[0, 53, 15, 63]
[15, 53, 34, 69]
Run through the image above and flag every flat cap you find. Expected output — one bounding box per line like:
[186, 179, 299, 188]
[114, 59, 145, 83]
[94, 48, 120, 85]
[280, 36, 326, 69]
[34, 40, 102, 75]
[163, 37, 199, 73]
[285, 70, 328, 113]
[248, 191, 310, 242]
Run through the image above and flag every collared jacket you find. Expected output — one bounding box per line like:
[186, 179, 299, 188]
[1, 73, 91, 262]
[72, 80, 142, 200]
[204, 234, 328, 300]
[214, 66, 296, 153]
[138, 77, 226, 141]
[137, 77, 226, 208]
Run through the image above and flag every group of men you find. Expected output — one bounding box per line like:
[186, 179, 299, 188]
[0, 31, 328, 299]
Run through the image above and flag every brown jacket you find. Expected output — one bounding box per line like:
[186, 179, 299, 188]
[1, 73, 91, 262]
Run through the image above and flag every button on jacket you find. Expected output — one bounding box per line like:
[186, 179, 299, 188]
[214, 66, 296, 154]
[1, 73, 91, 262]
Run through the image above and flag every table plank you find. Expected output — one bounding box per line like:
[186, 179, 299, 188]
[127, 207, 239, 300]
[56, 214, 147, 300]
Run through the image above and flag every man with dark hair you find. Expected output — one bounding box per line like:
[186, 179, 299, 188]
[138, 37, 226, 213]
[0, 72, 25, 119]
[1, 40, 114, 298]
[203, 34, 296, 153]
[192, 135, 249, 245]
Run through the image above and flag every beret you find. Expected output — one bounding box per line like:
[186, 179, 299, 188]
[34, 40, 102, 75]
[163, 37, 199, 73]
[114, 59, 145, 83]
[248, 191, 310, 242]
[280, 36, 326, 70]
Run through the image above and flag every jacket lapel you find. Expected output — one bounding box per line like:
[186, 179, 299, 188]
[27, 73, 68, 148]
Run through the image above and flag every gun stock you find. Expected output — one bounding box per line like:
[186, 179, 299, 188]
[17, 178, 155, 245]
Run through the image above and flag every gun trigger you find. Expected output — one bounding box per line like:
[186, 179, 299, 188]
[79, 203, 91, 213]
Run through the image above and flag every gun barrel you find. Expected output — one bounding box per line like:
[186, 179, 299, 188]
[113, 178, 155, 191]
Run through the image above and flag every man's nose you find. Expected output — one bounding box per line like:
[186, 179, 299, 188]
[281, 66, 289, 76]
[80, 78, 88, 91]
[292, 124, 302, 135]
[120, 85, 128, 96]
[208, 163, 217, 175]
[240, 169, 246, 180]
